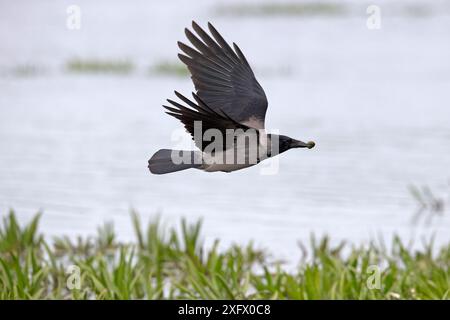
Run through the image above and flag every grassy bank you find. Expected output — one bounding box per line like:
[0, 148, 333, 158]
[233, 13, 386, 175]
[0, 211, 448, 300]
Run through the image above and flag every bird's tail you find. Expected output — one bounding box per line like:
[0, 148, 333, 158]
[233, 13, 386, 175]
[148, 149, 202, 174]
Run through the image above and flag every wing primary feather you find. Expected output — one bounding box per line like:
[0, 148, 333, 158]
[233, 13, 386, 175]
[178, 54, 230, 81]
[162, 105, 183, 114]
[191, 21, 239, 65]
[185, 29, 231, 66]
[193, 92, 243, 125]
[184, 64, 230, 83]
[172, 22, 269, 129]
[207, 22, 240, 60]
[185, 27, 235, 70]
[166, 99, 197, 113]
[174, 91, 213, 115]
[177, 43, 231, 73]
[233, 42, 252, 71]
[193, 74, 233, 88]
[192, 92, 232, 120]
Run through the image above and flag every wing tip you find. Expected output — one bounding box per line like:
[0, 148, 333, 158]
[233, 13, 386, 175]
[185, 27, 196, 38]
[177, 53, 190, 63]
[166, 98, 176, 106]
[174, 90, 186, 101]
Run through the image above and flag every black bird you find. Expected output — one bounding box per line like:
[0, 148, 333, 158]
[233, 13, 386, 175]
[148, 22, 315, 174]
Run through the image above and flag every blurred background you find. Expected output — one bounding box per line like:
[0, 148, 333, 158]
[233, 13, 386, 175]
[1, 0, 449, 262]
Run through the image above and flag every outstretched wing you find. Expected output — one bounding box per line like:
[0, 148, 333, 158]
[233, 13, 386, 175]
[178, 21, 268, 129]
[163, 91, 252, 151]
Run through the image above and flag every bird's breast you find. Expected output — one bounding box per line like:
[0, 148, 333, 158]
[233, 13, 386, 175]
[201, 136, 270, 172]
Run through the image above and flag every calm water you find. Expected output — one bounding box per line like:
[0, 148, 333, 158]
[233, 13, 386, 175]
[1, 0, 449, 260]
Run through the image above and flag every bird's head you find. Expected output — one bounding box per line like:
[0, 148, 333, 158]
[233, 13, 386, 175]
[276, 135, 315, 154]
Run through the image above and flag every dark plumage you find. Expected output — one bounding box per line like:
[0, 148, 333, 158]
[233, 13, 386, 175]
[148, 22, 315, 175]
[163, 91, 250, 151]
[178, 21, 267, 129]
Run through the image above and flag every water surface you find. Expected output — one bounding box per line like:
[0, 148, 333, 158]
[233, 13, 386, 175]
[1, 0, 449, 261]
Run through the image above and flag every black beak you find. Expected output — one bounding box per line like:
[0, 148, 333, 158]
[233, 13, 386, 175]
[290, 139, 315, 149]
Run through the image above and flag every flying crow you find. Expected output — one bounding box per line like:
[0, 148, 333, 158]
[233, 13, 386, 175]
[148, 22, 315, 174]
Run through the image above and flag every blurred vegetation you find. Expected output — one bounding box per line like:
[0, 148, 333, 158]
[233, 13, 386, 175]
[8, 64, 46, 77]
[0, 210, 448, 300]
[213, 2, 444, 18]
[149, 61, 189, 77]
[66, 58, 134, 74]
[403, 4, 432, 18]
[215, 2, 347, 17]
[63, 59, 189, 77]
[2, 59, 295, 79]
[409, 185, 447, 225]
[63, 59, 190, 77]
